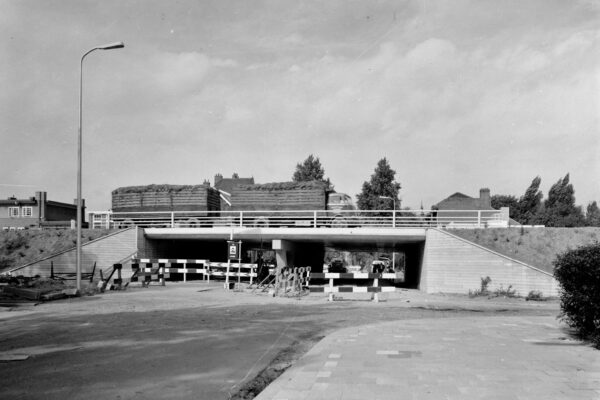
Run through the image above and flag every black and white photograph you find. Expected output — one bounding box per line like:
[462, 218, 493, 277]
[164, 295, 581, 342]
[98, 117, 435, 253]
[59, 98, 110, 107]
[1, 1, 599, 399]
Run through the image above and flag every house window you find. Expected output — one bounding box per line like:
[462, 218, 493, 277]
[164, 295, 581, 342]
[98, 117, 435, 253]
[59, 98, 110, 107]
[22, 207, 33, 217]
[8, 207, 19, 217]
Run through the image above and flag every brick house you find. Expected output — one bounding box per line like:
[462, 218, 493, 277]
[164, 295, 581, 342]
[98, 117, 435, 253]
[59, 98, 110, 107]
[0, 191, 84, 230]
[214, 173, 255, 209]
[434, 188, 511, 227]
[435, 188, 493, 210]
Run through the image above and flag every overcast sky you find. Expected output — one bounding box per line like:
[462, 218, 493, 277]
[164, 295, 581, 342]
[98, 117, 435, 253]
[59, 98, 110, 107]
[2, 0, 598, 212]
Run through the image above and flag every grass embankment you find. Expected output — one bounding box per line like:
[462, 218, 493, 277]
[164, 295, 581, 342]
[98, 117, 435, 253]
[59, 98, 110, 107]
[0, 229, 114, 273]
[448, 227, 600, 273]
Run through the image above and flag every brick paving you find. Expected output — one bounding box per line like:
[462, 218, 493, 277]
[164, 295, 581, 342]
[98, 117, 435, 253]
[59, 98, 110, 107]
[255, 315, 600, 400]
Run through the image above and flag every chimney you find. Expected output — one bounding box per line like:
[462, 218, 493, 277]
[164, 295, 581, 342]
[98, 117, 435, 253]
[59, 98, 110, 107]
[479, 188, 491, 207]
[36, 191, 47, 221]
[214, 173, 223, 186]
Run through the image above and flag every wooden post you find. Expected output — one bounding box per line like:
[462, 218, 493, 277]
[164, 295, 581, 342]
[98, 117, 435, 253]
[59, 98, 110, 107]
[373, 278, 379, 303]
[226, 259, 231, 290]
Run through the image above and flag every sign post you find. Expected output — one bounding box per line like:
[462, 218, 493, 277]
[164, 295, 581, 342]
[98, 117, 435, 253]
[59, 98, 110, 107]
[226, 240, 241, 290]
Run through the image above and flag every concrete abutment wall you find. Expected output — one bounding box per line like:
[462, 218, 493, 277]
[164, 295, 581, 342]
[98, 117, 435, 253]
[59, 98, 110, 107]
[420, 229, 559, 297]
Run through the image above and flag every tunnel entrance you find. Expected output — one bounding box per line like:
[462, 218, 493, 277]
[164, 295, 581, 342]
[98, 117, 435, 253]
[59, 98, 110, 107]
[140, 229, 426, 288]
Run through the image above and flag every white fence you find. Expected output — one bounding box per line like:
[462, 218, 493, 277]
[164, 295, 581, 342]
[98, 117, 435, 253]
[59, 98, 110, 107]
[90, 208, 510, 229]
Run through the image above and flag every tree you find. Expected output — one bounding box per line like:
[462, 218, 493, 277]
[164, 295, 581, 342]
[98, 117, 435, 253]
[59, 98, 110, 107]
[538, 173, 585, 227]
[491, 194, 519, 218]
[356, 158, 401, 210]
[517, 176, 543, 225]
[586, 201, 600, 227]
[292, 154, 331, 187]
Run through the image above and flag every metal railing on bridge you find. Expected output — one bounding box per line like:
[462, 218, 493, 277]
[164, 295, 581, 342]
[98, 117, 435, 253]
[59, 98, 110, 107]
[89, 208, 509, 229]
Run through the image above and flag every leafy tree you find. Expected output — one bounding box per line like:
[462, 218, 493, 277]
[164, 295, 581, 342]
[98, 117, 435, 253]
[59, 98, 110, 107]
[517, 176, 543, 225]
[292, 154, 331, 188]
[356, 158, 401, 210]
[538, 173, 585, 227]
[491, 194, 519, 217]
[586, 201, 600, 227]
[554, 243, 600, 348]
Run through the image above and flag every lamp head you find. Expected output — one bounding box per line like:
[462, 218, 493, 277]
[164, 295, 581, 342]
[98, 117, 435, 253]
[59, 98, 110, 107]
[98, 42, 125, 50]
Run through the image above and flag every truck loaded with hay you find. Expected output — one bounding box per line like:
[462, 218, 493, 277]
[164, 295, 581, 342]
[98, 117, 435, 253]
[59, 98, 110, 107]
[107, 181, 354, 227]
[223, 181, 355, 227]
[111, 183, 221, 227]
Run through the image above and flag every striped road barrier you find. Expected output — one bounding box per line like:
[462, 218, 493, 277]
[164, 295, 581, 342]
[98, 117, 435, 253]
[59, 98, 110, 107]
[131, 259, 257, 284]
[309, 272, 402, 302]
[131, 262, 166, 287]
[206, 262, 257, 285]
[134, 259, 209, 283]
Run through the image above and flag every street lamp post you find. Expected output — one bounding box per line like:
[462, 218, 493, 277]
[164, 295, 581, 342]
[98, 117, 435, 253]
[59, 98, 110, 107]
[76, 42, 124, 293]
[378, 195, 396, 211]
[379, 195, 397, 270]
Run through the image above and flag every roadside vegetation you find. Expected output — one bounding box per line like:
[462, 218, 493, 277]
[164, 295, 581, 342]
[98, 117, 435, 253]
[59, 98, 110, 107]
[0, 229, 113, 273]
[554, 242, 600, 348]
[449, 227, 600, 273]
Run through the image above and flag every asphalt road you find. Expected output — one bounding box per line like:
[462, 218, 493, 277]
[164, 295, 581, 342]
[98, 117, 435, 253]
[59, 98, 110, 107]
[0, 284, 558, 400]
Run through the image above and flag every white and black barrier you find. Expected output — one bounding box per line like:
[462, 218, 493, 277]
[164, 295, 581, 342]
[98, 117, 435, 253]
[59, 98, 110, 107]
[308, 272, 401, 302]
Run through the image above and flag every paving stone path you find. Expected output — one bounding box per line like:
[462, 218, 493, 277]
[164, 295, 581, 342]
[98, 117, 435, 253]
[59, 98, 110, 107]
[255, 315, 600, 400]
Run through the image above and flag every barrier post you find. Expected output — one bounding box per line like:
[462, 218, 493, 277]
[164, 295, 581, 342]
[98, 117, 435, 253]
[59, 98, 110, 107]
[328, 277, 334, 302]
[292, 268, 297, 293]
[183, 262, 187, 282]
[160, 263, 166, 286]
[206, 262, 211, 283]
[373, 277, 379, 303]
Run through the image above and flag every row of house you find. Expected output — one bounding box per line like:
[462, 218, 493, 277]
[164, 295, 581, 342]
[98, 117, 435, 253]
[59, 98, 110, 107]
[0, 192, 84, 231]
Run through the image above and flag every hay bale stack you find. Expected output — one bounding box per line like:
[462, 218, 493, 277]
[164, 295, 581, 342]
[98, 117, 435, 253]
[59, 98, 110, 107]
[230, 181, 328, 211]
[112, 184, 220, 212]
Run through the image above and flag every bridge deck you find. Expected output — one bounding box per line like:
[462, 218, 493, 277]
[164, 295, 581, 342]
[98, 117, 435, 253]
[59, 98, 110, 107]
[144, 227, 427, 245]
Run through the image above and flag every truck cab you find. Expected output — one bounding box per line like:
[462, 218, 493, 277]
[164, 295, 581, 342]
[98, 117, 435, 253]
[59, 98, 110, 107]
[326, 193, 355, 212]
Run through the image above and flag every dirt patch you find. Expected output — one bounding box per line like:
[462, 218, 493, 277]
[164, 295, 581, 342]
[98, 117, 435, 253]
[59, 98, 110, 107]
[230, 332, 324, 400]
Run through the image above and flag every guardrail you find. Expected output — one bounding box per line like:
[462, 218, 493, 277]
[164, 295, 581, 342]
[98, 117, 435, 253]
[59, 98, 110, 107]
[89, 208, 509, 229]
[130, 259, 258, 285]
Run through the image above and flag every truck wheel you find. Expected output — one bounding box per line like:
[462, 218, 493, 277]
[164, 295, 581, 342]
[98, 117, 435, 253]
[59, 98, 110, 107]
[253, 217, 269, 228]
[186, 218, 200, 227]
[330, 216, 348, 228]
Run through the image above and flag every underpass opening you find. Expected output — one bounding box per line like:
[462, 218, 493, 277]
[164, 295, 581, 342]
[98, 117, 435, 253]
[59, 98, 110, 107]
[139, 227, 427, 288]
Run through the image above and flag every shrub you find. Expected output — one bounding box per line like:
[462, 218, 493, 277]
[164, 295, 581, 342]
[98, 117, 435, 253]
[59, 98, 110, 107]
[493, 285, 517, 298]
[469, 276, 491, 297]
[553, 242, 600, 348]
[526, 290, 546, 301]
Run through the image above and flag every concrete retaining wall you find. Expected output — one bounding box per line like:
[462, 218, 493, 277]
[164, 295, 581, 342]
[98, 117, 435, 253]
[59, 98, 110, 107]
[421, 228, 559, 297]
[10, 228, 139, 277]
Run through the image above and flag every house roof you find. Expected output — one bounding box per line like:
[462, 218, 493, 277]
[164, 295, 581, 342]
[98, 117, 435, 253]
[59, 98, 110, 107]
[445, 192, 473, 200]
[214, 177, 255, 193]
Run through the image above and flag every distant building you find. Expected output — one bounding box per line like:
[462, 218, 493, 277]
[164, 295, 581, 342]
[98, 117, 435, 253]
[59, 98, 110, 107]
[214, 173, 255, 209]
[213, 173, 255, 194]
[0, 192, 84, 230]
[435, 188, 493, 211]
[434, 188, 511, 228]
